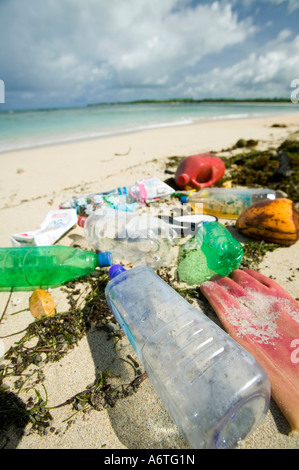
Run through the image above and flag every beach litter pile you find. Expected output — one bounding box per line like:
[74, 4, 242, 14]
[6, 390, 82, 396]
[0, 144, 299, 449]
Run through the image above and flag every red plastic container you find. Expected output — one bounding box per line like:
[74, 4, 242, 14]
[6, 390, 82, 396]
[175, 153, 225, 190]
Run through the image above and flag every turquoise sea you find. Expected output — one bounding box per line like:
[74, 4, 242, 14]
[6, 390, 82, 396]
[0, 101, 298, 153]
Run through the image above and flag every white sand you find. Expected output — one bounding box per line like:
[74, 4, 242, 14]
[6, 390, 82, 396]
[0, 113, 299, 450]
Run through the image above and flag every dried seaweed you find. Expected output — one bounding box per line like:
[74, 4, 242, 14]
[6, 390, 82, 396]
[0, 273, 145, 439]
[218, 139, 299, 203]
[240, 240, 280, 271]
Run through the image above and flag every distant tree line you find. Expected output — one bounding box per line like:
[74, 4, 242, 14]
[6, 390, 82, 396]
[88, 97, 291, 106]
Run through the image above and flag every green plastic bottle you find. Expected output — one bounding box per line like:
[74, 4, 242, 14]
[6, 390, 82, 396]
[0, 246, 112, 291]
[177, 221, 243, 285]
[196, 221, 243, 276]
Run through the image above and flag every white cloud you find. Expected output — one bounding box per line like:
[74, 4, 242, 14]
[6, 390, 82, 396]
[0, 0, 297, 107]
[234, 0, 299, 12]
[182, 31, 299, 98]
[268, 0, 299, 12]
[0, 0, 255, 106]
[109, 1, 255, 87]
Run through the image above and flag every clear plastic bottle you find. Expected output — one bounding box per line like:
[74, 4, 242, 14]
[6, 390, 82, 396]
[79, 207, 177, 269]
[181, 187, 278, 219]
[105, 265, 270, 449]
[0, 246, 112, 291]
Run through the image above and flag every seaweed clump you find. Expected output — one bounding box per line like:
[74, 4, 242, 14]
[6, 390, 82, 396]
[219, 139, 299, 203]
[0, 273, 146, 440]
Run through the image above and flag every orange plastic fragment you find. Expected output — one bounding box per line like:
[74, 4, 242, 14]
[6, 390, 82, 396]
[29, 288, 56, 319]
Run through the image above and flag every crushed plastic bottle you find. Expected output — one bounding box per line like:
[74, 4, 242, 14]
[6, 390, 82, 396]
[79, 207, 177, 269]
[0, 246, 112, 291]
[105, 264, 270, 449]
[177, 221, 243, 284]
[180, 187, 279, 219]
[196, 221, 243, 276]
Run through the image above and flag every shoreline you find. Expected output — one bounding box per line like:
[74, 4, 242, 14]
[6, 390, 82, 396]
[1, 107, 298, 154]
[0, 112, 299, 449]
[0, 118, 194, 154]
[0, 113, 298, 211]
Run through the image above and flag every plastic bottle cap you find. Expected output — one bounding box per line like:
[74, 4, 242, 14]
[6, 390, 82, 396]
[108, 264, 126, 279]
[176, 174, 189, 187]
[78, 216, 87, 227]
[180, 196, 188, 204]
[98, 252, 113, 267]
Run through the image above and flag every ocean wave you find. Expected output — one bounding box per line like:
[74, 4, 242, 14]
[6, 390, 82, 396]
[0, 104, 297, 153]
[210, 113, 251, 120]
[0, 118, 194, 153]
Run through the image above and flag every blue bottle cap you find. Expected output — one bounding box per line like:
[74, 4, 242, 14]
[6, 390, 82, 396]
[108, 264, 126, 279]
[180, 196, 188, 204]
[98, 252, 113, 267]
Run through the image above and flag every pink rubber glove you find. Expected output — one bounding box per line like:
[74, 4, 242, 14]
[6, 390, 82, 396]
[200, 269, 299, 431]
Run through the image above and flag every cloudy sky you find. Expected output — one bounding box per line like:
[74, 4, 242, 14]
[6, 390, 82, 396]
[0, 0, 298, 110]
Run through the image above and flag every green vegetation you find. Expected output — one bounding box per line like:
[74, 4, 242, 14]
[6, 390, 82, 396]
[0, 273, 146, 438]
[88, 97, 291, 106]
[218, 139, 299, 203]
